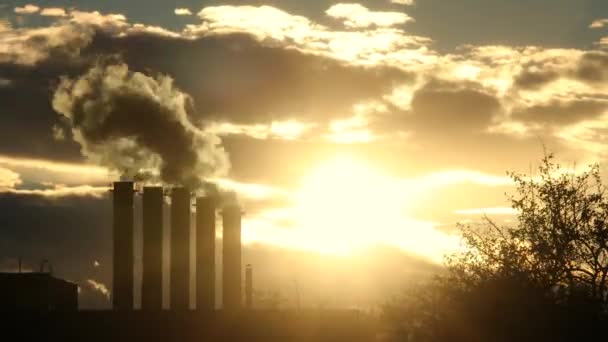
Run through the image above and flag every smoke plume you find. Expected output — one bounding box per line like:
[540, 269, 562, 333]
[52, 63, 229, 188]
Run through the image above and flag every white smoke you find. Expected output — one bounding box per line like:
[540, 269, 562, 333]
[87, 279, 110, 300]
[52, 63, 230, 188]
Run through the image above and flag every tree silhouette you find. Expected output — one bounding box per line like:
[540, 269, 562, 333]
[384, 154, 608, 342]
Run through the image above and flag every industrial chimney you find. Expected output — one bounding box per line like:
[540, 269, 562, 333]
[222, 205, 242, 311]
[171, 187, 191, 310]
[142, 187, 164, 310]
[112, 181, 134, 311]
[196, 196, 216, 311]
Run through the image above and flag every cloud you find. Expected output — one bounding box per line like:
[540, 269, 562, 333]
[0, 24, 94, 65]
[575, 51, 608, 83]
[0, 19, 10, 32]
[408, 79, 502, 134]
[14, 4, 40, 15]
[211, 177, 288, 201]
[192, 5, 433, 66]
[326, 3, 413, 28]
[0, 4, 605, 188]
[0, 157, 110, 197]
[206, 120, 316, 140]
[454, 207, 518, 215]
[0, 167, 21, 189]
[512, 99, 608, 125]
[93, 32, 410, 125]
[514, 69, 560, 90]
[0, 155, 107, 177]
[174, 8, 192, 16]
[6, 185, 109, 198]
[590, 19, 608, 29]
[390, 0, 415, 5]
[0, 8, 410, 167]
[69, 10, 128, 34]
[0, 78, 11, 88]
[40, 8, 67, 17]
[52, 63, 230, 188]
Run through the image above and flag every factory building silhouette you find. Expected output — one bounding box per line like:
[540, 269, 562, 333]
[0, 269, 78, 311]
[113, 181, 246, 311]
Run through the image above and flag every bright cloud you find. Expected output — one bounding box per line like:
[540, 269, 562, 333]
[6, 185, 110, 198]
[192, 5, 432, 66]
[0, 155, 109, 178]
[0, 23, 94, 65]
[210, 178, 288, 201]
[174, 8, 193, 16]
[390, 0, 415, 5]
[14, 4, 40, 15]
[206, 120, 316, 140]
[326, 3, 413, 28]
[40, 8, 67, 17]
[0, 167, 21, 190]
[590, 19, 608, 29]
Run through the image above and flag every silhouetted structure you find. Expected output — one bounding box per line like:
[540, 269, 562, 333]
[113, 181, 134, 311]
[222, 205, 242, 311]
[196, 196, 216, 311]
[0, 273, 77, 311]
[171, 187, 191, 310]
[245, 264, 253, 309]
[142, 187, 163, 310]
[111, 182, 245, 313]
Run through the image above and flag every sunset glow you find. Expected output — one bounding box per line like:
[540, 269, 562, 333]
[2, 0, 608, 315]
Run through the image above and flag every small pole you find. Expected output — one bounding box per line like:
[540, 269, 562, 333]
[18, 258, 22, 273]
[295, 279, 301, 311]
[245, 264, 253, 309]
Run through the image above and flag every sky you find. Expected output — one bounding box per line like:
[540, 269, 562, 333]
[1, 0, 608, 308]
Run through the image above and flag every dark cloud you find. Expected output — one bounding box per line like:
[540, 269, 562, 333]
[512, 99, 608, 125]
[514, 70, 560, 90]
[575, 51, 608, 84]
[511, 51, 608, 91]
[0, 29, 410, 164]
[408, 80, 502, 134]
[369, 79, 503, 140]
[85, 32, 412, 124]
[0, 60, 87, 161]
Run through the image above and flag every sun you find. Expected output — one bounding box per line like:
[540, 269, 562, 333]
[290, 156, 408, 255]
[243, 155, 461, 261]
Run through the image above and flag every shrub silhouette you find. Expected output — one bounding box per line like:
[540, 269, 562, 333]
[384, 154, 608, 342]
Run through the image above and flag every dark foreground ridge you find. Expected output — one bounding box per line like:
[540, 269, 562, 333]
[1, 310, 378, 342]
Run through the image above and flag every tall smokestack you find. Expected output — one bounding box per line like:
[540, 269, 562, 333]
[245, 264, 253, 309]
[196, 197, 216, 311]
[142, 187, 163, 310]
[171, 187, 191, 310]
[112, 182, 134, 310]
[222, 205, 242, 311]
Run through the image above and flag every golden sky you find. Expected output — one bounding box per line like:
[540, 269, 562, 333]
[1, 1, 608, 306]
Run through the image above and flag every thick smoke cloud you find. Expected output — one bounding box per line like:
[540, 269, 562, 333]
[52, 63, 230, 188]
